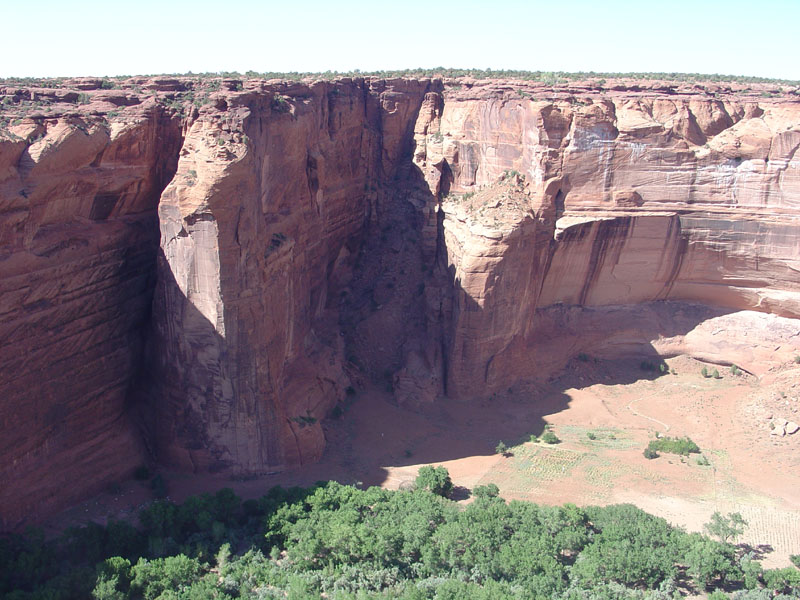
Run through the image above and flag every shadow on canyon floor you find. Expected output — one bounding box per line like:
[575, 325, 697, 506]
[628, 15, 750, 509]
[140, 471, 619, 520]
[304, 343, 714, 493]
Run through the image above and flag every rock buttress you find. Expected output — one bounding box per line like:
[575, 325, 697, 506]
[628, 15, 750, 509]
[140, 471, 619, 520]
[146, 79, 434, 473]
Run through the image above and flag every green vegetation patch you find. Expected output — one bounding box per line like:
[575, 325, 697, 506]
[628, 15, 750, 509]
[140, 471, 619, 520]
[4, 478, 797, 599]
[647, 435, 701, 456]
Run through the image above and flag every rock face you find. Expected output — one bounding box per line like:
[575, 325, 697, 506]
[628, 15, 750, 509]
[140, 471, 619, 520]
[1, 75, 799, 526]
[0, 101, 182, 526]
[147, 78, 436, 474]
[411, 82, 800, 398]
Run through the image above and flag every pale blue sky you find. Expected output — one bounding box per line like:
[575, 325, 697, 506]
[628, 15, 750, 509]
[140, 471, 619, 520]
[2, 0, 797, 79]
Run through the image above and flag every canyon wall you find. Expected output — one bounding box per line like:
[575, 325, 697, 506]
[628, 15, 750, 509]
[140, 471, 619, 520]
[411, 82, 800, 398]
[0, 77, 439, 526]
[1, 76, 799, 526]
[0, 99, 182, 526]
[147, 78, 435, 474]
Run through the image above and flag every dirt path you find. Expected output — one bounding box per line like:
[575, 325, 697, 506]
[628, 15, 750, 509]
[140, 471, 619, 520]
[627, 393, 671, 432]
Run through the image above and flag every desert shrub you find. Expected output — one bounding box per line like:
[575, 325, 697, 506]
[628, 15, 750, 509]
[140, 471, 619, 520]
[643, 447, 659, 459]
[271, 95, 290, 113]
[541, 430, 560, 444]
[696, 454, 711, 466]
[791, 554, 800, 568]
[587, 432, 597, 440]
[730, 364, 742, 376]
[129, 555, 203, 600]
[575, 504, 681, 588]
[712, 368, 721, 379]
[683, 533, 741, 588]
[763, 567, 800, 594]
[740, 553, 764, 590]
[93, 556, 132, 599]
[2, 480, 756, 599]
[702, 366, 710, 377]
[639, 359, 668, 374]
[647, 436, 700, 456]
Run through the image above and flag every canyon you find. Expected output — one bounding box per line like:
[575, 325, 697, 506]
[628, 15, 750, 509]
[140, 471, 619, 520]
[1, 75, 799, 528]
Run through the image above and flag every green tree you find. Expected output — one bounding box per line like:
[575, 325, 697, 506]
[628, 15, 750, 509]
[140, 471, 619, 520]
[473, 484, 500, 500]
[704, 511, 748, 543]
[763, 567, 800, 594]
[129, 555, 202, 600]
[541, 431, 560, 444]
[415, 466, 453, 498]
[683, 534, 740, 589]
[92, 557, 131, 600]
[740, 553, 763, 589]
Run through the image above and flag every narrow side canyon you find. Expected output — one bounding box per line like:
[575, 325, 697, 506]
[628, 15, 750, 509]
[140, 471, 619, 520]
[1, 76, 799, 527]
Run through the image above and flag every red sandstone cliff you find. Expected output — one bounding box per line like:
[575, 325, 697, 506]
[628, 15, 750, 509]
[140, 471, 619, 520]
[1, 75, 799, 526]
[411, 81, 800, 399]
[147, 78, 436, 474]
[0, 94, 182, 526]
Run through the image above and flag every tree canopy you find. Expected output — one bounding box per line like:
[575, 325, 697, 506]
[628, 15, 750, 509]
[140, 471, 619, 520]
[1, 478, 797, 599]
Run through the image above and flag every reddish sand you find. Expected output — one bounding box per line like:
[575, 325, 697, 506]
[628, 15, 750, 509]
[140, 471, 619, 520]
[45, 355, 800, 567]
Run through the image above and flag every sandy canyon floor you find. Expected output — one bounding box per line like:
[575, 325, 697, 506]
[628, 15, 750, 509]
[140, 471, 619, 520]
[47, 355, 800, 568]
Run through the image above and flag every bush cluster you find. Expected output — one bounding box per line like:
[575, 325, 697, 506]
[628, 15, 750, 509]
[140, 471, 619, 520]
[647, 436, 701, 456]
[2, 479, 797, 599]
